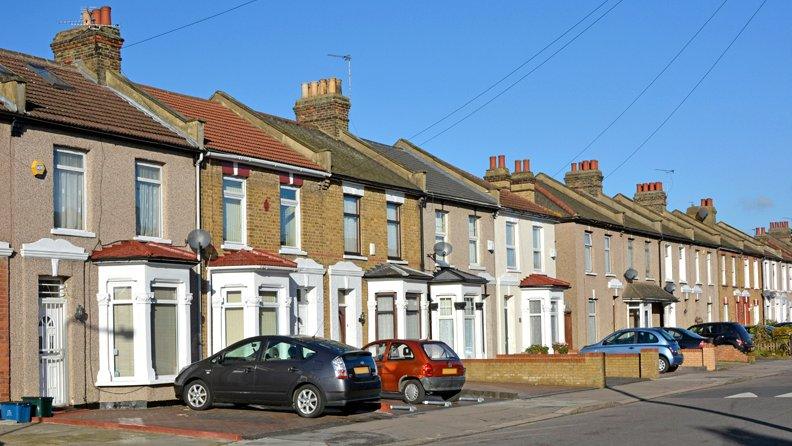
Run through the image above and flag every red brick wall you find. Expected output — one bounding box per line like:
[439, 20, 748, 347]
[680, 347, 716, 371]
[464, 353, 606, 388]
[0, 258, 8, 401]
[715, 345, 753, 363]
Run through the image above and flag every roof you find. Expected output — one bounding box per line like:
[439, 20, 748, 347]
[254, 112, 418, 190]
[139, 85, 323, 171]
[499, 189, 560, 218]
[364, 263, 434, 280]
[208, 248, 296, 269]
[431, 267, 489, 284]
[363, 139, 498, 207]
[622, 282, 678, 303]
[91, 240, 197, 263]
[519, 274, 571, 289]
[0, 49, 192, 149]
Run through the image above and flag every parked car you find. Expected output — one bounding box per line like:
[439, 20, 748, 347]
[174, 335, 380, 418]
[579, 328, 683, 373]
[773, 322, 792, 328]
[687, 322, 755, 353]
[363, 339, 465, 404]
[662, 327, 712, 349]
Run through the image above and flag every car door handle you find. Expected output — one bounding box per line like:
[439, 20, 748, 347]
[232, 366, 253, 374]
[288, 366, 300, 373]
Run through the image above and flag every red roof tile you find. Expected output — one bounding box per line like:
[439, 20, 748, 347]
[519, 274, 571, 289]
[499, 189, 559, 217]
[0, 49, 192, 149]
[139, 85, 323, 171]
[208, 249, 296, 269]
[91, 240, 197, 263]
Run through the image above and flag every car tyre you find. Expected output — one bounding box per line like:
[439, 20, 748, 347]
[667, 365, 679, 373]
[184, 379, 213, 411]
[402, 379, 425, 404]
[293, 384, 325, 418]
[658, 356, 670, 374]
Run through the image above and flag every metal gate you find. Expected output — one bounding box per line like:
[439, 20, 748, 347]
[38, 278, 67, 406]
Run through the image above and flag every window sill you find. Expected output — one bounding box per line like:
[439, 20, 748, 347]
[51, 228, 95, 238]
[605, 273, 616, 278]
[343, 254, 368, 261]
[134, 235, 172, 244]
[468, 264, 486, 271]
[221, 243, 251, 251]
[506, 268, 520, 274]
[96, 376, 176, 387]
[585, 272, 597, 277]
[279, 246, 307, 256]
[387, 259, 408, 265]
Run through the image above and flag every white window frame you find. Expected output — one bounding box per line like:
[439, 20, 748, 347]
[532, 226, 544, 272]
[743, 258, 751, 289]
[644, 241, 652, 279]
[664, 244, 673, 281]
[438, 297, 454, 347]
[754, 259, 760, 290]
[468, 215, 480, 267]
[679, 246, 687, 284]
[435, 211, 448, 263]
[135, 161, 164, 240]
[706, 252, 713, 285]
[386, 201, 402, 260]
[150, 285, 178, 378]
[694, 250, 701, 285]
[587, 298, 597, 344]
[259, 289, 279, 336]
[221, 288, 245, 347]
[627, 239, 634, 270]
[222, 176, 247, 249]
[584, 232, 593, 274]
[527, 298, 543, 347]
[731, 257, 737, 287]
[506, 221, 518, 271]
[279, 185, 301, 250]
[603, 235, 613, 275]
[109, 283, 135, 382]
[721, 255, 727, 286]
[53, 148, 87, 232]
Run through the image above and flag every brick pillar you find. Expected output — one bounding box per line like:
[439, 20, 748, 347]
[639, 348, 659, 379]
[0, 258, 9, 400]
[702, 346, 716, 371]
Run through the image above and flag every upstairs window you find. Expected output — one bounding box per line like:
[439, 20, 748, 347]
[468, 216, 479, 265]
[135, 162, 163, 238]
[506, 222, 518, 270]
[694, 250, 701, 284]
[343, 194, 361, 254]
[387, 202, 402, 259]
[721, 255, 727, 286]
[280, 186, 300, 248]
[222, 177, 246, 246]
[54, 148, 86, 230]
[583, 232, 593, 273]
[731, 257, 737, 287]
[644, 241, 652, 278]
[706, 252, 713, 285]
[627, 239, 634, 270]
[678, 246, 687, 283]
[435, 211, 448, 263]
[664, 244, 673, 281]
[743, 259, 750, 289]
[532, 226, 543, 272]
[603, 235, 612, 275]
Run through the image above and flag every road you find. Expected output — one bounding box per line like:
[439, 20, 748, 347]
[442, 372, 792, 446]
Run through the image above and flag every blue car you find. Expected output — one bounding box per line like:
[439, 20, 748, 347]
[580, 328, 684, 373]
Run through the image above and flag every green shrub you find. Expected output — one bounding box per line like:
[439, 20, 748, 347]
[552, 343, 570, 354]
[525, 345, 549, 355]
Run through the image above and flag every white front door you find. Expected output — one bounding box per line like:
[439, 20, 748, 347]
[38, 278, 67, 406]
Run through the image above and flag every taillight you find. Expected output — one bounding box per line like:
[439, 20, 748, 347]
[421, 363, 434, 377]
[736, 338, 744, 346]
[698, 341, 705, 348]
[332, 356, 348, 379]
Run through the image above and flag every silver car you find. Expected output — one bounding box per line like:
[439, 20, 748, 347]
[580, 328, 684, 373]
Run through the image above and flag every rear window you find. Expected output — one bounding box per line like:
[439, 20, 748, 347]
[656, 330, 675, 342]
[304, 338, 359, 354]
[422, 342, 459, 360]
[734, 324, 751, 338]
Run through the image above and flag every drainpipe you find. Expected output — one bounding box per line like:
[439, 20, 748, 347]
[194, 151, 205, 359]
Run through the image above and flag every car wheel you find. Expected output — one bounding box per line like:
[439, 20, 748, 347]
[184, 379, 213, 411]
[293, 384, 325, 418]
[667, 365, 679, 373]
[402, 379, 425, 404]
[658, 356, 670, 374]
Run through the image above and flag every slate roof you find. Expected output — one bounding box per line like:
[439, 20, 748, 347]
[519, 274, 571, 289]
[363, 139, 498, 207]
[499, 189, 561, 218]
[139, 85, 323, 171]
[208, 249, 296, 269]
[622, 282, 678, 303]
[254, 112, 418, 190]
[91, 241, 197, 263]
[0, 49, 192, 149]
[431, 267, 489, 284]
[364, 263, 433, 280]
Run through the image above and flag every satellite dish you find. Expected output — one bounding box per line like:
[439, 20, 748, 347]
[624, 268, 638, 281]
[696, 208, 709, 221]
[663, 281, 676, 294]
[433, 241, 453, 257]
[187, 229, 211, 253]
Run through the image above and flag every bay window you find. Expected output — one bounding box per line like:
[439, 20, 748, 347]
[259, 290, 278, 336]
[53, 148, 86, 230]
[280, 186, 300, 249]
[224, 290, 244, 346]
[223, 177, 246, 247]
[405, 293, 420, 339]
[438, 297, 454, 347]
[135, 162, 163, 238]
[150, 287, 177, 376]
[111, 286, 134, 378]
[528, 300, 542, 346]
[376, 293, 395, 340]
[464, 297, 475, 358]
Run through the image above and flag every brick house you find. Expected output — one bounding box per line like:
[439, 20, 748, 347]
[756, 222, 792, 322]
[0, 8, 201, 406]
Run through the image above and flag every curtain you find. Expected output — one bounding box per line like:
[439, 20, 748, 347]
[529, 300, 542, 346]
[405, 295, 420, 339]
[388, 221, 399, 258]
[439, 320, 454, 348]
[280, 203, 296, 246]
[223, 196, 242, 243]
[376, 295, 394, 340]
[259, 307, 277, 335]
[135, 164, 161, 237]
[550, 301, 559, 344]
[225, 308, 244, 345]
[464, 318, 474, 357]
[113, 304, 134, 377]
[151, 304, 177, 376]
[344, 215, 359, 253]
[54, 153, 84, 230]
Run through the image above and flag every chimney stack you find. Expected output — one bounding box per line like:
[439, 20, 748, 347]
[686, 197, 717, 226]
[564, 159, 603, 196]
[51, 6, 122, 84]
[510, 158, 535, 201]
[634, 181, 667, 214]
[768, 220, 791, 243]
[293, 77, 350, 138]
[483, 154, 511, 190]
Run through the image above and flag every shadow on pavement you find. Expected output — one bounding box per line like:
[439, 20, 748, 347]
[701, 426, 792, 446]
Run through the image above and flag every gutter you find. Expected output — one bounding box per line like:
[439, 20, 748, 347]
[207, 150, 330, 178]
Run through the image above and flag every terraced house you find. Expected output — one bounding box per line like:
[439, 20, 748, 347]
[755, 222, 792, 323]
[0, 9, 202, 407]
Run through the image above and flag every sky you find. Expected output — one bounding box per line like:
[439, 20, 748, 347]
[2, 1, 790, 234]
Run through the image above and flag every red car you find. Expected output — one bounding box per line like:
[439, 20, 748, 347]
[363, 339, 465, 404]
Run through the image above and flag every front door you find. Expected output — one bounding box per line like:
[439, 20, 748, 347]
[38, 278, 67, 406]
[338, 291, 347, 344]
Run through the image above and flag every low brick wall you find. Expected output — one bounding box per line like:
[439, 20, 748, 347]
[715, 345, 755, 363]
[465, 354, 606, 388]
[605, 354, 640, 378]
[639, 349, 660, 379]
[680, 347, 716, 371]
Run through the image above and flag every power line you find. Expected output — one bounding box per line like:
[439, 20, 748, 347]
[605, 0, 767, 179]
[408, 0, 610, 140]
[419, 0, 624, 146]
[552, 0, 729, 177]
[124, 0, 260, 49]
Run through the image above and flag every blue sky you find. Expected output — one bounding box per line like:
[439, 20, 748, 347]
[3, 1, 790, 233]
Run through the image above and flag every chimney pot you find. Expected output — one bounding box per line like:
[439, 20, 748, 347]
[99, 6, 111, 25]
[514, 160, 521, 173]
[636, 184, 642, 193]
[300, 83, 309, 98]
[581, 160, 590, 171]
[318, 79, 327, 95]
[488, 156, 496, 170]
[309, 81, 318, 96]
[656, 182, 663, 191]
[498, 155, 506, 169]
[590, 159, 599, 170]
[90, 9, 101, 25]
[327, 78, 337, 94]
[756, 228, 761, 236]
[571, 162, 578, 172]
[523, 159, 530, 173]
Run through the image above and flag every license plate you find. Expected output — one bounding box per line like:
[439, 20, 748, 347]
[442, 368, 456, 375]
[353, 366, 369, 375]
